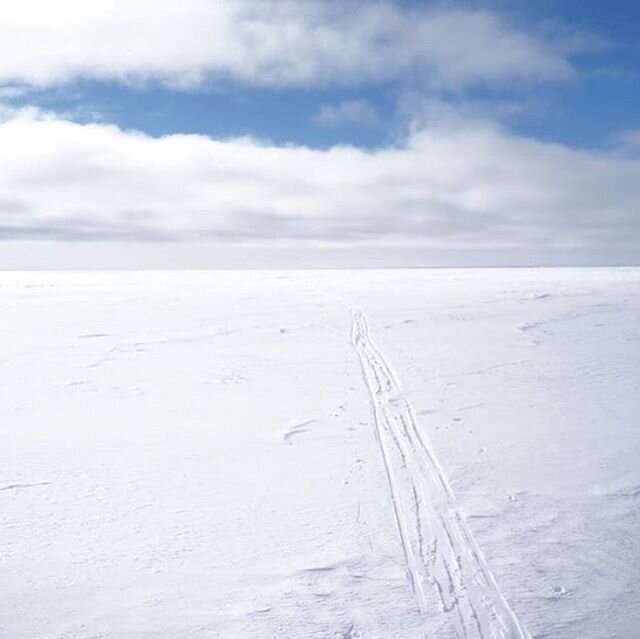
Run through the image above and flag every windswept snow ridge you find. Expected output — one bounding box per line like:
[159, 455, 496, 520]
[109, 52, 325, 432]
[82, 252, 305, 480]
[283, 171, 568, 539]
[351, 307, 529, 639]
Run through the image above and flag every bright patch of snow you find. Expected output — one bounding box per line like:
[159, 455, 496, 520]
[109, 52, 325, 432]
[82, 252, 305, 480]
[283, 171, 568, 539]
[1, 269, 639, 637]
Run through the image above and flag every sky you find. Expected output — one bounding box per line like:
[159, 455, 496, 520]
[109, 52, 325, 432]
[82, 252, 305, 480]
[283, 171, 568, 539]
[0, 0, 639, 268]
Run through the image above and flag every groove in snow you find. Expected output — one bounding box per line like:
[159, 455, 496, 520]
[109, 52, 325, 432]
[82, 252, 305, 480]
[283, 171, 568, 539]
[351, 307, 530, 639]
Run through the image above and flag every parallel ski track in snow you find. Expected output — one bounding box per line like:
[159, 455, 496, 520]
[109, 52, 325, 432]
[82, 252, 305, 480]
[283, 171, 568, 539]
[351, 307, 529, 639]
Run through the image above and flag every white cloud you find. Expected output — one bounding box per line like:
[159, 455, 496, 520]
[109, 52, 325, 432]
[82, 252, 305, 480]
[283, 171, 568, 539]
[0, 0, 579, 90]
[0, 105, 639, 254]
[314, 99, 380, 128]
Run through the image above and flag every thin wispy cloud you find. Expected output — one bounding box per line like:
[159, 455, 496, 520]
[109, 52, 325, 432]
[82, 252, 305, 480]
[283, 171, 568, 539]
[314, 100, 381, 128]
[610, 129, 640, 156]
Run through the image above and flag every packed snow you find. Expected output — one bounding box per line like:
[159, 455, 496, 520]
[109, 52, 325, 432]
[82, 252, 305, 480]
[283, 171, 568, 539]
[1, 268, 639, 638]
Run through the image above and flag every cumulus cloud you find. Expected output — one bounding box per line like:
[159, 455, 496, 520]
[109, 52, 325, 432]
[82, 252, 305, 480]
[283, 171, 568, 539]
[0, 106, 639, 252]
[0, 0, 579, 90]
[314, 99, 380, 128]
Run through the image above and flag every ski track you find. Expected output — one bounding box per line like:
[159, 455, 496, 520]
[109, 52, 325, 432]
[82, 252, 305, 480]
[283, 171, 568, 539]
[351, 307, 530, 639]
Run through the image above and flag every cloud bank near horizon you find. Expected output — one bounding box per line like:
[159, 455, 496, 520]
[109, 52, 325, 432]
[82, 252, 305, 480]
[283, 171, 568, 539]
[1, 107, 638, 255]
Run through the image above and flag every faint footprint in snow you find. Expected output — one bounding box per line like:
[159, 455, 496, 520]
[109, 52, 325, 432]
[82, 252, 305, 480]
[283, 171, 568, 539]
[336, 624, 362, 639]
[282, 420, 316, 445]
[551, 585, 570, 598]
[219, 371, 245, 385]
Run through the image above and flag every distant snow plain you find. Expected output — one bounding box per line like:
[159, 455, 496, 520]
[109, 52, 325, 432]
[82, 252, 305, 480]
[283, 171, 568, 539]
[1, 268, 639, 638]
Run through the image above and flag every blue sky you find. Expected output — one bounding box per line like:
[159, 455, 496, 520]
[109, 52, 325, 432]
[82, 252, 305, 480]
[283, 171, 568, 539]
[0, 0, 639, 267]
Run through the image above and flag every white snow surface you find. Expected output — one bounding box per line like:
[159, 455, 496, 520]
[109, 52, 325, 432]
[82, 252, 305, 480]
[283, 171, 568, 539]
[1, 268, 639, 638]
